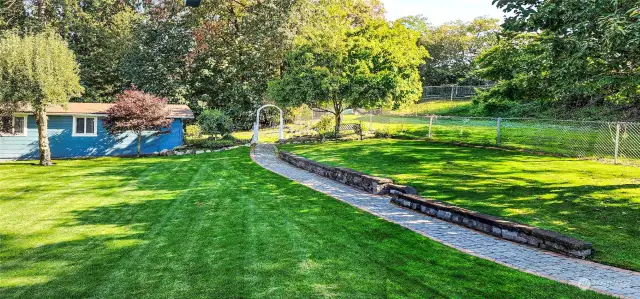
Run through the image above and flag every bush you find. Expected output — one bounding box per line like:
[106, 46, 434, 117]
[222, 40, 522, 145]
[374, 128, 395, 138]
[198, 109, 233, 138]
[187, 135, 248, 149]
[185, 124, 201, 139]
[201, 139, 236, 149]
[477, 98, 519, 116]
[312, 115, 335, 133]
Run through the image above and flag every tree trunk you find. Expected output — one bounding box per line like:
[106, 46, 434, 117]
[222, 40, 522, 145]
[332, 99, 343, 137]
[36, 0, 46, 23]
[334, 112, 342, 137]
[34, 108, 52, 166]
[137, 132, 142, 157]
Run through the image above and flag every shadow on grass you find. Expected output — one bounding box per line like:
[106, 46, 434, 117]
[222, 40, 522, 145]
[282, 140, 640, 271]
[0, 148, 607, 298]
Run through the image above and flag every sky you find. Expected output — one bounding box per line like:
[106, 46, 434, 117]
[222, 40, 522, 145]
[381, 0, 505, 25]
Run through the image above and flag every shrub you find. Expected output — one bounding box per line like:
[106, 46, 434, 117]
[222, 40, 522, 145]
[198, 109, 233, 138]
[477, 99, 519, 116]
[201, 139, 236, 149]
[374, 129, 394, 138]
[312, 115, 335, 133]
[185, 124, 201, 139]
[187, 134, 249, 149]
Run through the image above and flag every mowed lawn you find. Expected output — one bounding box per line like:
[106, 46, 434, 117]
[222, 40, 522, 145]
[282, 140, 640, 271]
[0, 148, 603, 298]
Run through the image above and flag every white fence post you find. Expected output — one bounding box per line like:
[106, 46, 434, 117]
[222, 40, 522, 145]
[450, 85, 455, 101]
[496, 118, 502, 146]
[428, 116, 434, 138]
[614, 123, 621, 164]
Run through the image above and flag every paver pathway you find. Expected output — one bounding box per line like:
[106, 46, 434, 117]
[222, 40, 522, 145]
[251, 143, 640, 299]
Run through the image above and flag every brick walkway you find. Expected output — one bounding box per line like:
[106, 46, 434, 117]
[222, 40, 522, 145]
[251, 143, 640, 299]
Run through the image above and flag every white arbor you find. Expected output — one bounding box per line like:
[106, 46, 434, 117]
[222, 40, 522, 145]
[251, 105, 284, 144]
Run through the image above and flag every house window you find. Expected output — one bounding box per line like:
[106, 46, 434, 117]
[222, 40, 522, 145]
[0, 115, 27, 136]
[73, 116, 98, 137]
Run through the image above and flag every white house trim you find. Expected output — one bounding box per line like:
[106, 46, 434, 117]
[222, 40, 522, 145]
[72, 116, 98, 137]
[0, 114, 27, 137]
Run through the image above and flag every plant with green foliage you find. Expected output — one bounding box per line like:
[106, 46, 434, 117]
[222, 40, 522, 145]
[399, 16, 501, 86]
[186, 0, 299, 128]
[476, 0, 640, 119]
[269, 1, 428, 135]
[185, 124, 201, 139]
[120, 5, 194, 103]
[472, 33, 553, 115]
[2, 0, 141, 102]
[0, 0, 25, 31]
[0, 30, 84, 166]
[312, 115, 335, 134]
[0, 148, 604, 297]
[197, 109, 233, 139]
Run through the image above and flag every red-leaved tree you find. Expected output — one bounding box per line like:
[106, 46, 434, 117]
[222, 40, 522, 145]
[103, 88, 172, 157]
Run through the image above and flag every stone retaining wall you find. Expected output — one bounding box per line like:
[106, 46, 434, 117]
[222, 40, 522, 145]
[157, 145, 248, 157]
[278, 149, 592, 258]
[278, 151, 417, 195]
[391, 192, 593, 258]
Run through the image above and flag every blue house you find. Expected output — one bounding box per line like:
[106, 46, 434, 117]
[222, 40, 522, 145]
[0, 103, 194, 160]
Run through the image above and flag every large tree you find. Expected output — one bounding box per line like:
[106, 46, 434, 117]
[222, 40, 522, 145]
[0, 30, 84, 165]
[478, 0, 640, 118]
[269, 1, 427, 134]
[186, 0, 299, 127]
[398, 16, 501, 86]
[120, 2, 194, 103]
[3, 0, 140, 102]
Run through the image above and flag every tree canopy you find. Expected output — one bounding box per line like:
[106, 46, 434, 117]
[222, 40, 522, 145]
[3, 0, 638, 125]
[398, 16, 501, 86]
[0, 30, 84, 165]
[103, 87, 172, 157]
[120, 5, 194, 103]
[268, 0, 428, 134]
[476, 0, 640, 119]
[185, 0, 299, 127]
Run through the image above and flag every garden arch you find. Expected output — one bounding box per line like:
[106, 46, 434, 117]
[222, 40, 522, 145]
[251, 104, 284, 144]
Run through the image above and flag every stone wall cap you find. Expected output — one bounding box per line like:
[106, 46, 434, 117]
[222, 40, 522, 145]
[395, 192, 592, 251]
[280, 151, 394, 184]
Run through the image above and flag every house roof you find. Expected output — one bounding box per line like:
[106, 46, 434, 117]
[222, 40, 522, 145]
[19, 103, 194, 119]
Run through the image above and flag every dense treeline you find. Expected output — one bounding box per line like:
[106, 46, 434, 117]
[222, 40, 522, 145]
[2, 0, 638, 124]
[473, 0, 640, 121]
[0, 0, 431, 128]
[0, 0, 299, 127]
[398, 16, 501, 86]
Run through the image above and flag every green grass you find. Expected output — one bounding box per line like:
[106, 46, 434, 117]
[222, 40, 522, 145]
[342, 115, 640, 163]
[394, 100, 475, 116]
[343, 114, 497, 145]
[282, 140, 640, 271]
[0, 148, 605, 298]
[233, 123, 317, 143]
[233, 128, 281, 143]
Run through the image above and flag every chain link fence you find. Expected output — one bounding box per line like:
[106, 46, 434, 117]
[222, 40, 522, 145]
[350, 113, 640, 166]
[422, 85, 494, 100]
